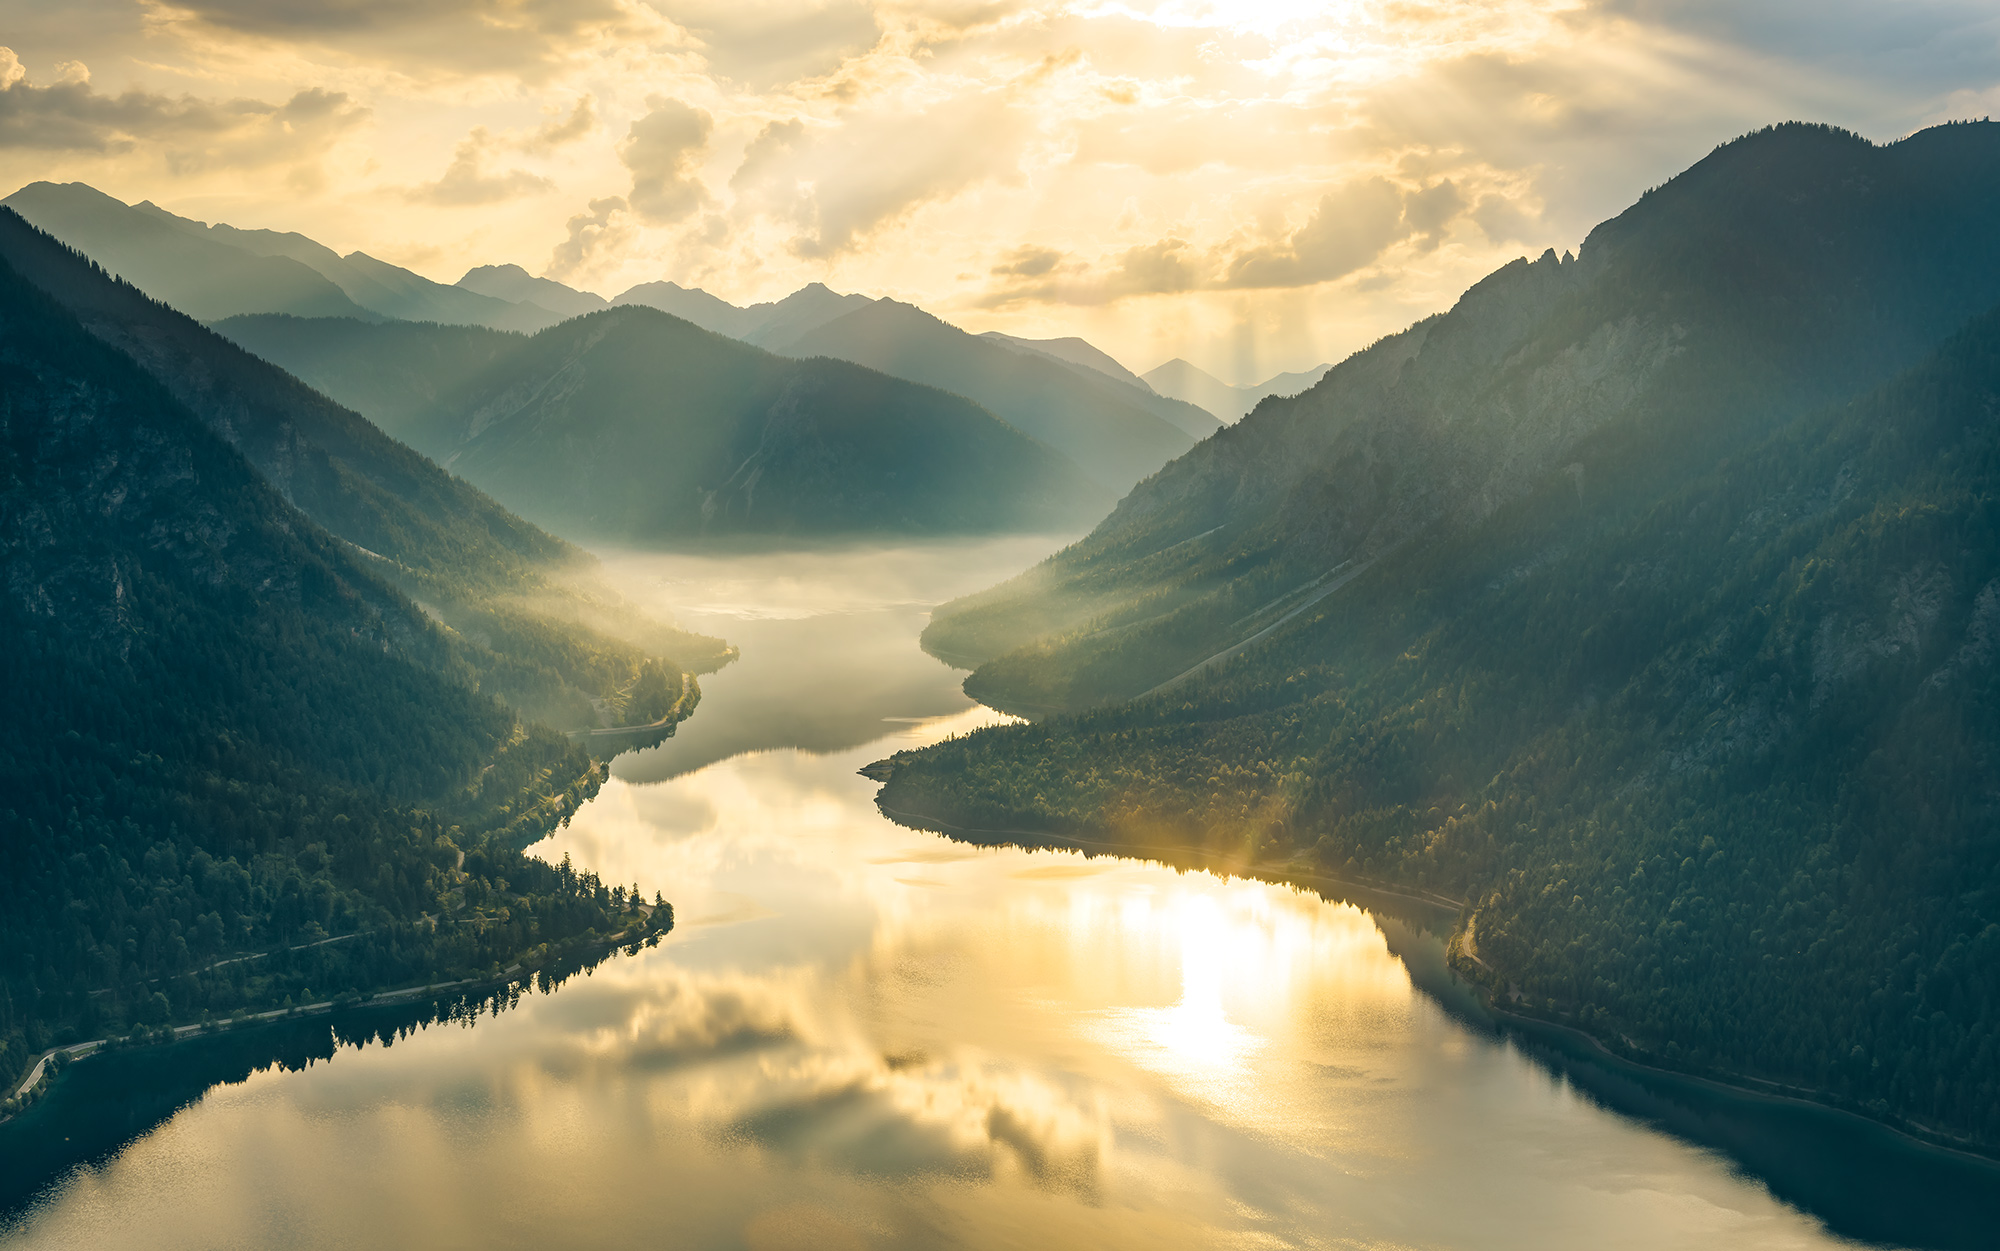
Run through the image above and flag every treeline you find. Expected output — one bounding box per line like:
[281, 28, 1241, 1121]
[0, 937, 658, 1206]
[881, 299, 2000, 1150]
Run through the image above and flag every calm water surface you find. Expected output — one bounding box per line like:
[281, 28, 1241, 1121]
[3, 537, 1985, 1249]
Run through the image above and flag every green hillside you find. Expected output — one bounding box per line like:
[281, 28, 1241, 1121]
[0, 255, 661, 1099]
[214, 313, 524, 434]
[876, 121, 2000, 1153]
[0, 211, 728, 724]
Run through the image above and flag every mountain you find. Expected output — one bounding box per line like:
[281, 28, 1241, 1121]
[0, 248, 657, 1102]
[769, 299, 1199, 493]
[399, 305, 1104, 539]
[0, 208, 728, 720]
[4, 182, 562, 332]
[877, 121, 2000, 1153]
[1144, 357, 1332, 423]
[980, 331, 1222, 440]
[611, 279, 876, 347]
[1, 183, 370, 323]
[214, 314, 523, 433]
[457, 263, 606, 320]
[980, 330, 1156, 392]
[605, 280, 1217, 455]
[609, 280, 756, 336]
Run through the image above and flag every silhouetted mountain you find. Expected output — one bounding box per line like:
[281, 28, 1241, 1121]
[610, 280, 755, 335]
[403, 305, 1103, 539]
[0, 250, 655, 1096]
[981, 332, 1222, 440]
[882, 120, 2000, 1152]
[980, 331, 1156, 391]
[457, 263, 606, 319]
[2, 183, 370, 322]
[5, 182, 563, 332]
[771, 300, 1198, 492]
[611, 279, 874, 347]
[1144, 357, 1332, 422]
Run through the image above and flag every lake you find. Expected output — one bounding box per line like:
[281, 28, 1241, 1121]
[4, 535, 1995, 1250]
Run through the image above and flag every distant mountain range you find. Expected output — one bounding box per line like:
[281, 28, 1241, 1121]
[1143, 357, 1332, 423]
[231, 306, 1103, 539]
[11, 179, 1227, 518]
[881, 120, 2000, 1156]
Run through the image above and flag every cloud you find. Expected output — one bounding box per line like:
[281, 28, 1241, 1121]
[1222, 178, 1420, 289]
[977, 236, 1199, 308]
[729, 95, 1030, 259]
[665, 0, 883, 90]
[546, 194, 632, 279]
[621, 97, 713, 224]
[406, 126, 552, 205]
[990, 245, 1063, 279]
[144, 0, 658, 81]
[0, 49, 367, 170]
[525, 95, 597, 152]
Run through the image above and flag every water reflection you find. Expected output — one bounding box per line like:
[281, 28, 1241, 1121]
[3, 538, 1990, 1250]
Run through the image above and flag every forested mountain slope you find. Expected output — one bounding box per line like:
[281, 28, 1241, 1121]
[878, 121, 2000, 1152]
[414, 305, 1106, 539]
[929, 122, 2000, 712]
[214, 314, 523, 434]
[0, 255, 655, 1099]
[0, 210, 727, 723]
[773, 299, 1202, 493]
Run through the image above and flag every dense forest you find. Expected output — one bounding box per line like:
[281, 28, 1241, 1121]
[0, 209, 728, 731]
[880, 123, 2000, 1153]
[0, 250, 670, 1106]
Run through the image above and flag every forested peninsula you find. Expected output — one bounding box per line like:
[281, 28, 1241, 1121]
[0, 221, 703, 1110]
[875, 122, 2000, 1154]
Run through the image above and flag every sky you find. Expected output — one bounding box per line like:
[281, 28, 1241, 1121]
[2, 1, 1998, 381]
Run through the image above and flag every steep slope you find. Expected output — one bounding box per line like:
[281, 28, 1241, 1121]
[931, 122, 2000, 708]
[883, 294, 2000, 1153]
[457, 264, 605, 319]
[421, 306, 1106, 539]
[877, 120, 2000, 1153]
[2, 183, 369, 322]
[0, 209, 727, 719]
[0, 253, 652, 1097]
[213, 314, 523, 433]
[772, 300, 1197, 493]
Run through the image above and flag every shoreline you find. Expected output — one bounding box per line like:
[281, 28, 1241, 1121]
[0, 914, 668, 1127]
[873, 793, 2000, 1171]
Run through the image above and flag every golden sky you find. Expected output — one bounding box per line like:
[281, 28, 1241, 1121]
[2, 0, 1997, 379]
